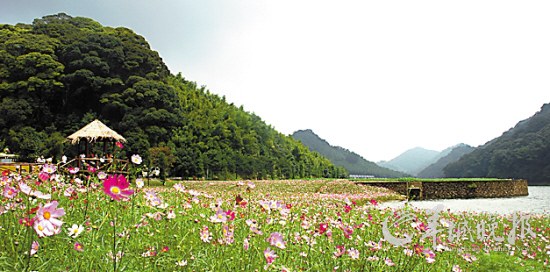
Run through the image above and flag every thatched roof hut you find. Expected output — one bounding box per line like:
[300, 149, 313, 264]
[63, 119, 128, 173]
[66, 119, 126, 144]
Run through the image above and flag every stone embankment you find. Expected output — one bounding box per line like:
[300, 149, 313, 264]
[357, 179, 528, 200]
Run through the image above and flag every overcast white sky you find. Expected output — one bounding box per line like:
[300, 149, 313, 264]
[3, 1, 550, 161]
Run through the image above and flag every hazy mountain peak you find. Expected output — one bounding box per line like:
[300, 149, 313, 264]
[292, 130, 406, 178]
[377, 147, 439, 175]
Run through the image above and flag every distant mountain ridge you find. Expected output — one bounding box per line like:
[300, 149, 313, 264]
[377, 147, 441, 176]
[292, 130, 406, 178]
[417, 144, 475, 178]
[444, 103, 550, 185]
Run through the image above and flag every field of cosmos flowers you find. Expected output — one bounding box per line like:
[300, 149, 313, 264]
[0, 156, 549, 271]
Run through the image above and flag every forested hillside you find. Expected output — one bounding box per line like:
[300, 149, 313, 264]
[444, 103, 550, 185]
[292, 129, 405, 178]
[0, 13, 347, 179]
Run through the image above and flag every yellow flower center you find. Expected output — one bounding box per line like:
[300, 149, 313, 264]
[44, 211, 51, 220]
[110, 186, 121, 194]
[37, 225, 44, 231]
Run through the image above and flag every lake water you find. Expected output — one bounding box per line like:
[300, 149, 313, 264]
[381, 186, 550, 215]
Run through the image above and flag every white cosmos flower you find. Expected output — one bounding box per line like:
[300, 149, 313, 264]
[131, 154, 142, 165]
[176, 259, 187, 266]
[136, 178, 144, 188]
[68, 224, 84, 238]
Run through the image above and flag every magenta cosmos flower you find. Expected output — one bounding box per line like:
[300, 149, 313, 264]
[33, 200, 65, 237]
[102, 174, 134, 201]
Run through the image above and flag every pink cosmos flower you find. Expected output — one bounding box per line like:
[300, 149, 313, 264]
[3, 185, 18, 199]
[68, 167, 79, 174]
[33, 190, 51, 200]
[97, 171, 107, 180]
[42, 164, 57, 174]
[385, 258, 395, 266]
[19, 182, 51, 199]
[173, 183, 185, 192]
[341, 224, 353, 239]
[200, 226, 211, 243]
[369, 199, 378, 206]
[367, 256, 380, 262]
[334, 245, 346, 258]
[102, 174, 134, 201]
[461, 253, 477, 263]
[243, 236, 250, 250]
[222, 224, 235, 245]
[33, 200, 65, 237]
[74, 242, 84, 252]
[366, 240, 382, 251]
[210, 208, 228, 223]
[412, 221, 428, 232]
[263, 247, 277, 265]
[347, 248, 360, 260]
[30, 241, 39, 256]
[38, 164, 57, 181]
[64, 187, 75, 197]
[267, 232, 286, 249]
[115, 142, 124, 149]
[144, 191, 162, 206]
[423, 248, 436, 263]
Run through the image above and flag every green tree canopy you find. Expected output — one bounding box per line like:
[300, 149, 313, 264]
[0, 13, 346, 180]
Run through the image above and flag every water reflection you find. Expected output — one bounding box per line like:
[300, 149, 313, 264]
[380, 186, 550, 215]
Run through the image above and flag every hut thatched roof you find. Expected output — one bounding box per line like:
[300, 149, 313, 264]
[66, 119, 126, 144]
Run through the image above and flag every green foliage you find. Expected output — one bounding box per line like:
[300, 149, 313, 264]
[471, 252, 547, 272]
[148, 146, 176, 181]
[444, 104, 550, 185]
[292, 129, 404, 178]
[0, 13, 344, 180]
[168, 75, 346, 179]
